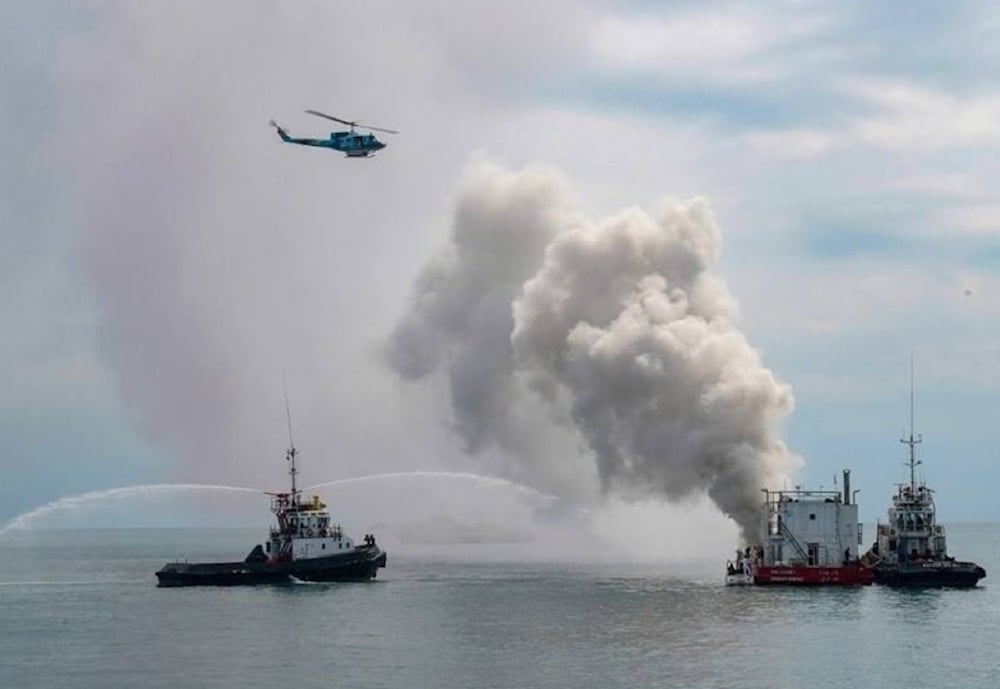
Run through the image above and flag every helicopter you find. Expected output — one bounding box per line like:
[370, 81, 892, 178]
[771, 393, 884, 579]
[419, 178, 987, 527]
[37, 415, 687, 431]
[270, 110, 398, 158]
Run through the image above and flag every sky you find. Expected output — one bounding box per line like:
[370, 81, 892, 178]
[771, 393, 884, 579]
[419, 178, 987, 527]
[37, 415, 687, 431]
[2, 1, 1000, 543]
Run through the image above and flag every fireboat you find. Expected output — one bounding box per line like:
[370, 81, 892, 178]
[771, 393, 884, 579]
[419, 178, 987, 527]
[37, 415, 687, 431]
[156, 443, 386, 587]
[725, 470, 873, 586]
[862, 388, 986, 588]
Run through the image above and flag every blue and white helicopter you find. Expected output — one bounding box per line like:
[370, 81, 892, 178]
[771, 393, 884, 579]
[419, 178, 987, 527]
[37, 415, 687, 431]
[270, 110, 398, 158]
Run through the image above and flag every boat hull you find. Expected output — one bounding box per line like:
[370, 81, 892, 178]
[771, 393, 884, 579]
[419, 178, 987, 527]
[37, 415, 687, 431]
[872, 560, 986, 588]
[752, 564, 874, 586]
[156, 547, 387, 587]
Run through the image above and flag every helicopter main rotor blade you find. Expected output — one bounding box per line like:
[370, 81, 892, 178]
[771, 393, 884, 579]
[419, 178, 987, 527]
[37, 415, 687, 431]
[305, 109, 355, 127]
[356, 123, 399, 135]
[305, 109, 399, 135]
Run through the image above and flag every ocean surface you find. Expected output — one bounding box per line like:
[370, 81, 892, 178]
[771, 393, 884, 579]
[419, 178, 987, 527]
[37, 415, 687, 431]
[2, 525, 999, 689]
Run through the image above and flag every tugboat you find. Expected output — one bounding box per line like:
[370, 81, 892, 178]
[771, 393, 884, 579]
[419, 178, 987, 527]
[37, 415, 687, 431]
[156, 443, 387, 587]
[863, 388, 986, 588]
[725, 470, 873, 586]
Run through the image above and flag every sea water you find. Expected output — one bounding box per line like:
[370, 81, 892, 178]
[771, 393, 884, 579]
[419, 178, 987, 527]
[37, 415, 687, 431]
[1, 525, 998, 689]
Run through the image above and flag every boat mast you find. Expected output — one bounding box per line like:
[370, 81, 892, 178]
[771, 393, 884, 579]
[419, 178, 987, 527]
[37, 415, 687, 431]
[900, 355, 922, 492]
[284, 376, 299, 503]
[287, 446, 299, 499]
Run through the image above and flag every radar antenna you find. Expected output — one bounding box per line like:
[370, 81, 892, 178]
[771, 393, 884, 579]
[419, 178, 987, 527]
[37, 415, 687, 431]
[900, 354, 922, 491]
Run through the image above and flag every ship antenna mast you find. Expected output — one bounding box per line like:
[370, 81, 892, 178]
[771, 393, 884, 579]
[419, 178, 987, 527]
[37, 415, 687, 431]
[900, 354, 922, 491]
[283, 375, 299, 501]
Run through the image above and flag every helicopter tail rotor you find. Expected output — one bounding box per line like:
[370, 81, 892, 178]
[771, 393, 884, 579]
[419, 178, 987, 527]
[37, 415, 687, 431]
[269, 119, 291, 141]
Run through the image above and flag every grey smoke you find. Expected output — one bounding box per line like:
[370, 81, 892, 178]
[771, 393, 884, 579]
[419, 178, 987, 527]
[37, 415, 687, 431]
[386, 163, 599, 498]
[387, 161, 799, 539]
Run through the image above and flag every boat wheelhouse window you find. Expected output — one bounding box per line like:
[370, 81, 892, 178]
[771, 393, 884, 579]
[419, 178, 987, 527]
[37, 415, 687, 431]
[809, 513, 816, 520]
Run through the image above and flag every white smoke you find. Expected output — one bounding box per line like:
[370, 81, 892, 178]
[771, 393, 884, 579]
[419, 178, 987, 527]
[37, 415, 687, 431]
[386, 162, 600, 499]
[387, 161, 799, 539]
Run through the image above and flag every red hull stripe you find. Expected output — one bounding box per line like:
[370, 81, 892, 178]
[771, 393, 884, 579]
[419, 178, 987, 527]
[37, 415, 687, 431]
[754, 565, 874, 586]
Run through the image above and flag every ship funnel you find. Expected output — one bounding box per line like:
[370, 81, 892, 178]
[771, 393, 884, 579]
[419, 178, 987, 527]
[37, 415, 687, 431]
[843, 469, 851, 505]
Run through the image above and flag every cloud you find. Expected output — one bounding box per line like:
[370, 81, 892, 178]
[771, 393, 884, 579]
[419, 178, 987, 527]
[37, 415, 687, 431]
[732, 78, 1000, 160]
[588, 5, 829, 86]
[930, 203, 1000, 237]
[884, 173, 984, 199]
[844, 78, 1000, 151]
[742, 129, 837, 159]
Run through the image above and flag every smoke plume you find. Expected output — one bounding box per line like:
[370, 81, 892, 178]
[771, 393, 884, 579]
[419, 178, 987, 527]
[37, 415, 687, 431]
[387, 161, 799, 539]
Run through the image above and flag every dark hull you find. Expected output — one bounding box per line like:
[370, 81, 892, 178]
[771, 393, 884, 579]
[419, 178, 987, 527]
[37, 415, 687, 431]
[872, 560, 986, 588]
[156, 547, 387, 587]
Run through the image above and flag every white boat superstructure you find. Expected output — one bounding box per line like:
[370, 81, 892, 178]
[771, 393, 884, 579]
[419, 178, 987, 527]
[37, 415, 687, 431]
[872, 482, 944, 564]
[266, 492, 372, 562]
[725, 470, 872, 586]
